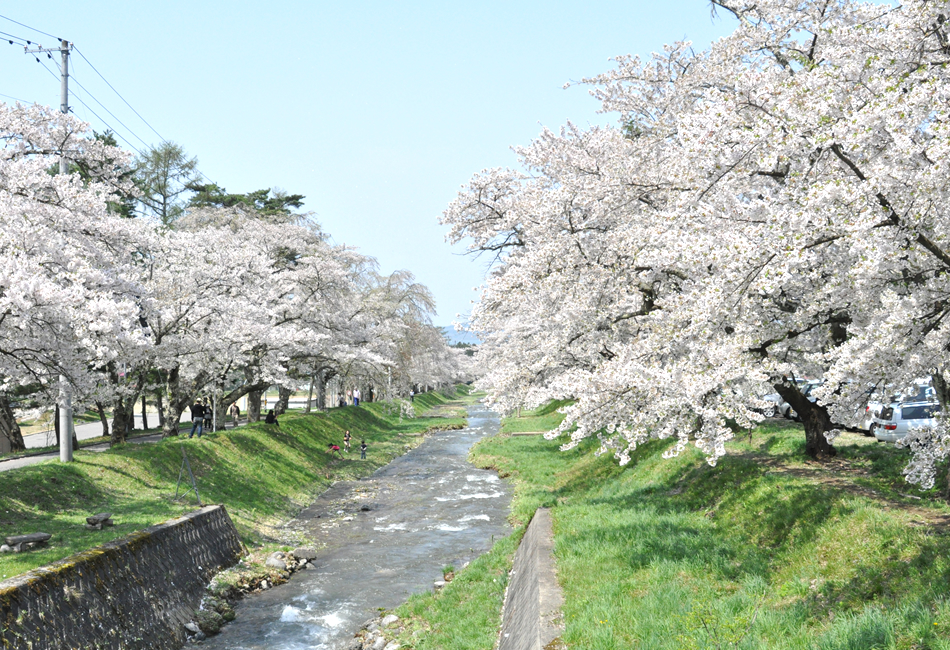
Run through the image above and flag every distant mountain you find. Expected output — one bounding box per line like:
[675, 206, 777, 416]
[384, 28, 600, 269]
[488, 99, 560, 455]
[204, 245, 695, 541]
[440, 326, 481, 346]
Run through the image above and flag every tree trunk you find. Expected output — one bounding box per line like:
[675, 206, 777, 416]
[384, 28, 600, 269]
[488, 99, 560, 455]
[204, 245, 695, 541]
[95, 401, 110, 438]
[774, 380, 837, 460]
[305, 374, 314, 414]
[111, 396, 137, 445]
[931, 371, 950, 500]
[248, 389, 263, 422]
[276, 386, 292, 415]
[141, 395, 148, 430]
[156, 389, 166, 428]
[162, 367, 186, 437]
[317, 369, 327, 411]
[54, 404, 60, 445]
[0, 394, 25, 452]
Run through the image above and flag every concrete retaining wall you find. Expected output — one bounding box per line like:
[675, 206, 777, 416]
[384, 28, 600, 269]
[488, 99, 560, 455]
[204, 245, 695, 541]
[0, 504, 244, 650]
[497, 508, 564, 650]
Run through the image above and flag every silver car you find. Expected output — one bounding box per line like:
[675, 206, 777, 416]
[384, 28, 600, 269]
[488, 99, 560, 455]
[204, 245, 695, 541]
[870, 401, 940, 443]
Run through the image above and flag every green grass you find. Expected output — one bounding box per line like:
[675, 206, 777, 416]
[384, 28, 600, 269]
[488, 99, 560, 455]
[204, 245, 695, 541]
[498, 398, 572, 434]
[0, 388, 470, 581]
[395, 410, 950, 650]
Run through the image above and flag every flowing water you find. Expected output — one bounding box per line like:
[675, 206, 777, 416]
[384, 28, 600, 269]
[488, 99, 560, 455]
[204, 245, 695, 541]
[202, 403, 511, 649]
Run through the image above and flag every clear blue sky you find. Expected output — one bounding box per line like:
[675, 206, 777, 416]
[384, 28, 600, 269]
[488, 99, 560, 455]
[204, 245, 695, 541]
[1, 1, 735, 324]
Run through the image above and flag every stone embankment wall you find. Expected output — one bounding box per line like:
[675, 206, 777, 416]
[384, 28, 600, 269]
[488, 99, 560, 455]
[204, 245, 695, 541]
[497, 508, 564, 650]
[0, 504, 244, 650]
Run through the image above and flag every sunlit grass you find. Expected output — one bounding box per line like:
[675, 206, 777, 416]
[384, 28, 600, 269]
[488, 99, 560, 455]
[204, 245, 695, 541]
[0, 388, 469, 580]
[398, 409, 950, 650]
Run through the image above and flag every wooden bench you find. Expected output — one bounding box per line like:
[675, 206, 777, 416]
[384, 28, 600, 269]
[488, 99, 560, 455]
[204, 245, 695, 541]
[4, 532, 51, 552]
[85, 513, 114, 530]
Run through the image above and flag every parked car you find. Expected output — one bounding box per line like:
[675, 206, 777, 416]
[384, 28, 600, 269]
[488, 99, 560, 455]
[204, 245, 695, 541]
[760, 393, 788, 418]
[870, 401, 940, 443]
[860, 381, 933, 434]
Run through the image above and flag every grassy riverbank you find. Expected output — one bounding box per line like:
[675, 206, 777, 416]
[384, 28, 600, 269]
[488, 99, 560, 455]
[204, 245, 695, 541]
[0, 387, 470, 581]
[393, 407, 950, 649]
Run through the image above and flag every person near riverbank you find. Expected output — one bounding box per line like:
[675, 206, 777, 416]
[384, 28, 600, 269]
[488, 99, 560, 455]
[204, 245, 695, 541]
[360, 439, 367, 459]
[353, 388, 361, 406]
[265, 409, 279, 426]
[189, 400, 205, 438]
[409, 389, 414, 402]
[229, 402, 240, 428]
[328, 443, 343, 459]
[343, 430, 351, 453]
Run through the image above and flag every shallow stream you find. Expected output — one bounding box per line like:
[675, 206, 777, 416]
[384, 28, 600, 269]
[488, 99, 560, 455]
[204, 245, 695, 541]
[202, 403, 511, 649]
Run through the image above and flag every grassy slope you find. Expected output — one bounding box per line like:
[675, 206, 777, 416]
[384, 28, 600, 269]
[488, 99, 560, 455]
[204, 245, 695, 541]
[396, 408, 950, 650]
[0, 389, 466, 581]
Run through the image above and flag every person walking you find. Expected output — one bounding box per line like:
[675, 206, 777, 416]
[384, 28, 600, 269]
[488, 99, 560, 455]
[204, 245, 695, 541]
[343, 430, 351, 453]
[188, 399, 205, 438]
[353, 387, 361, 407]
[229, 402, 240, 429]
[360, 439, 367, 459]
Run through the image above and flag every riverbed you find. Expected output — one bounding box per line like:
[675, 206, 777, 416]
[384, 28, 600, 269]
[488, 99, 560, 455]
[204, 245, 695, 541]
[202, 403, 511, 649]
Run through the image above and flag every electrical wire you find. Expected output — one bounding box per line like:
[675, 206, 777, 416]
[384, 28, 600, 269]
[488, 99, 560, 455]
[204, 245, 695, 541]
[0, 14, 60, 41]
[67, 90, 144, 156]
[0, 92, 31, 104]
[0, 14, 214, 181]
[73, 45, 166, 143]
[69, 72, 151, 149]
[0, 31, 29, 46]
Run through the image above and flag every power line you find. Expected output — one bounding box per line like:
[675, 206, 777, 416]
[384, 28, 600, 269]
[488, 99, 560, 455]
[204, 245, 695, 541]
[0, 14, 60, 41]
[67, 90, 144, 156]
[0, 91, 31, 104]
[0, 30, 29, 46]
[73, 46, 166, 144]
[69, 72, 151, 149]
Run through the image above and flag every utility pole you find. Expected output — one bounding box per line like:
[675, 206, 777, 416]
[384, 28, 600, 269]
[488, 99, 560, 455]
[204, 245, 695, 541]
[27, 39, 74, 461]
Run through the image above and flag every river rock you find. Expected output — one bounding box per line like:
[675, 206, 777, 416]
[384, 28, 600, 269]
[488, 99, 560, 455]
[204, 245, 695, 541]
[371, 637, 388, 650]
[383, 642, 401, 650]
[344, 638, 363, 650]
[0, 545, 10, 553]
[381, 614, 399, 628]
[433, 580, 445, 591]
[292, 547, 318, 560]
[266, 556, 287, 570]
[360, 504, 371, 511]
[184, 622, 201, 634]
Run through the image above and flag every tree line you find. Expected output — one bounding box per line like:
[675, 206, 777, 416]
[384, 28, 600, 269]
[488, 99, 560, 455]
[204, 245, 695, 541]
[0, 103, 471, 451]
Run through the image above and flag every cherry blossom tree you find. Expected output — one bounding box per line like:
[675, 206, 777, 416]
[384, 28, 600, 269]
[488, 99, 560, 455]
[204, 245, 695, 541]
[0, 103, 150, 448]
[446, 0, 950, 481]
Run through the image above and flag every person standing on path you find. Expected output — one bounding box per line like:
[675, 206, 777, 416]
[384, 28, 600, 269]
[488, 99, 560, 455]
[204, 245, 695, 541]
[360, 439, 367, 459]
[189, 399, 205, 438]
[353, 387, 361, 407]
[229, 402, 240, 429]
[343, 430, 351, 453]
